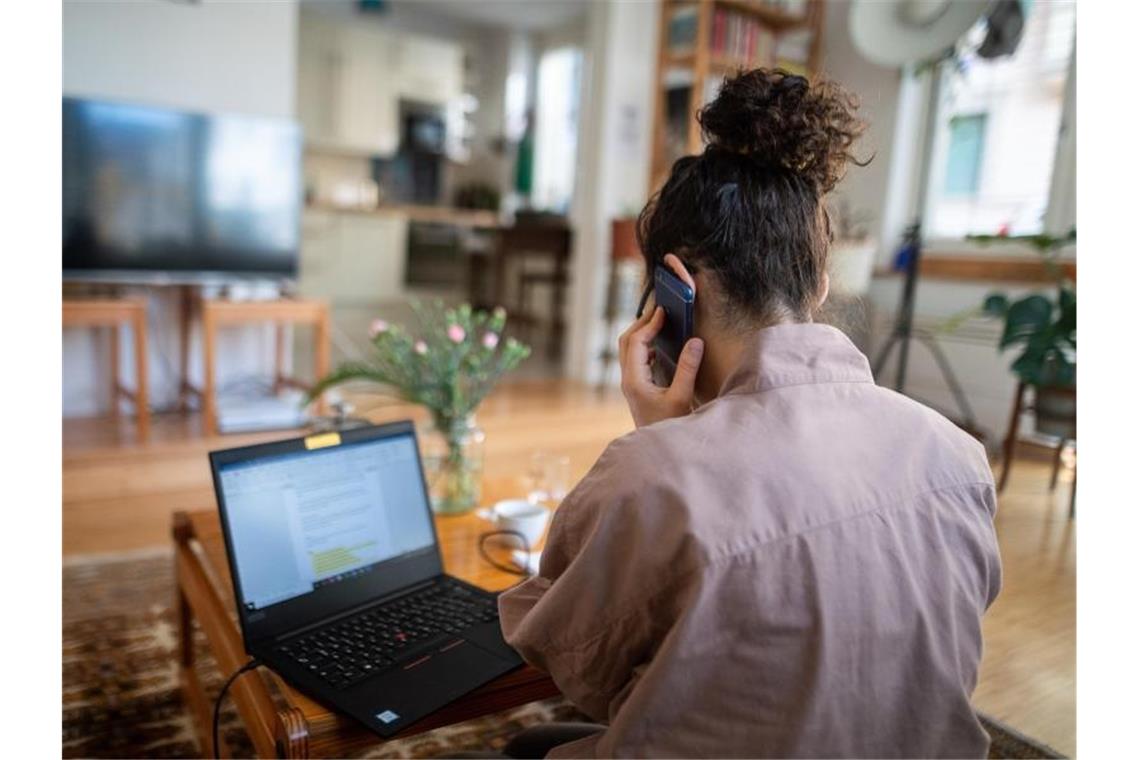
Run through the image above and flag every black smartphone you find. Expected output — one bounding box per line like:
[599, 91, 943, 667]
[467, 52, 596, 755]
[651, 266, 695, 386]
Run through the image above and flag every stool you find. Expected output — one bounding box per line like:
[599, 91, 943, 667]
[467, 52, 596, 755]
[197, 298, 330, 436]
[62, 298, 150, 440]
[998, 381, 1077, 518]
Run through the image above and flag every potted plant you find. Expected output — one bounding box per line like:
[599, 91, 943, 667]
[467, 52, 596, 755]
[309, 302, 531, 514]
[975, 230, 1076, 438]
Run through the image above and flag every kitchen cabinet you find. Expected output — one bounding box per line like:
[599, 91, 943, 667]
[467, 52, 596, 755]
[336, 25, 399, 155]
[299, 211, 408, 305]
[297, 13, 461, 156]
[393, 35, 463, 105]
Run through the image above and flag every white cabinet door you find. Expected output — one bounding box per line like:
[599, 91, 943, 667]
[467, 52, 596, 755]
[298, 18, 399, 156]
[337, 215, 408, 304]
[298, 210, 342, 300]
[300, 212, 408, 305]
[337, 26, 399, 155]
[297, 19, 342, 149]
[394, 36, 462, 105]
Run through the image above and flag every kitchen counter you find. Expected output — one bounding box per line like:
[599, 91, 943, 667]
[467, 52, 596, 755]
[306, 203, 501, 229]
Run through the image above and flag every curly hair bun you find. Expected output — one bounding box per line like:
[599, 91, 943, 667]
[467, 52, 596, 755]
[698, 68, 867, 194]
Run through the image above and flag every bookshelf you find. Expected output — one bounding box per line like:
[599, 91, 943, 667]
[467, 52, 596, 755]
[649, 0, 825, 191]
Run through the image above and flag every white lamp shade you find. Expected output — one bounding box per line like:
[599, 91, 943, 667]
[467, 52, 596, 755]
[849, 0, 991, 67]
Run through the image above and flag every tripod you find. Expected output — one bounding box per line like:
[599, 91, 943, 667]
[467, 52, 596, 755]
[871, 222, 980, 435]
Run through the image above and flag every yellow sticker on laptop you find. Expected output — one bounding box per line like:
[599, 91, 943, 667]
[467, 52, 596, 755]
[304, 432, 341, 450]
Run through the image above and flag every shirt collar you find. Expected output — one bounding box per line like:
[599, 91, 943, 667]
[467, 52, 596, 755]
[719, 323, 875, 396]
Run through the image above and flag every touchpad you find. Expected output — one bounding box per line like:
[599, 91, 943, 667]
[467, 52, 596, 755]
[346, 639, 522, 736]
[406, 640, 509, 698]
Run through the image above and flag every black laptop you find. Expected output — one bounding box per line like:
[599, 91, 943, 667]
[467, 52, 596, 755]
[209, 421, 523, 737]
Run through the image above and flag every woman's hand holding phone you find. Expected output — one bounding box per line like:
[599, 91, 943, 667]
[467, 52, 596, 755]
[618, 305, 704, 428]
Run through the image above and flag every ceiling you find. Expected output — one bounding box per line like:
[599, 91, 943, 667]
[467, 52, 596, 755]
[388, 0, 589, 32]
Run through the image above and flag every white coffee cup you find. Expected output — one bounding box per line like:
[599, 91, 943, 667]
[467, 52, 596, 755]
[478, 499, 551, 547]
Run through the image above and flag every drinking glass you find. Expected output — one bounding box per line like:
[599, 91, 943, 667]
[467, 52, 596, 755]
[526, 452, 571, 510]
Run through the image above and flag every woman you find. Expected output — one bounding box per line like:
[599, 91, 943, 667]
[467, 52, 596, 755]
[498, 69, 1001, 759]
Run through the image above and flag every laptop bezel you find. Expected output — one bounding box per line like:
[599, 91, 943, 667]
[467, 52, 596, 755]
[209, 420, 445, 648]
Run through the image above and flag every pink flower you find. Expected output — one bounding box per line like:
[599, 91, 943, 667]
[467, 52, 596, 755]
[447, 324, 466, 343]
[413, 340, 428, 355]
[369, 319, 389, 337]
[482, 332, 499, 349]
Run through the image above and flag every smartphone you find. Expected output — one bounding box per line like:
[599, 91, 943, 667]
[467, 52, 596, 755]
[651, 266, 695, 386]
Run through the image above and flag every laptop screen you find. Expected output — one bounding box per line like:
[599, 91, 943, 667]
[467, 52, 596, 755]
[215, 430, 438, 618]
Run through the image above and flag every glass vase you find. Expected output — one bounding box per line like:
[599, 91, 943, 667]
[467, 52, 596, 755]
[420, 414, 485, 515]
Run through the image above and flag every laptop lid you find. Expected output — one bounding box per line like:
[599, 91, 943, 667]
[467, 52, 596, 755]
[209, 421, 444, 646]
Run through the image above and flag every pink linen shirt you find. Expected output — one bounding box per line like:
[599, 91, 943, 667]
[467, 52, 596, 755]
[499, 323, 1002, 758]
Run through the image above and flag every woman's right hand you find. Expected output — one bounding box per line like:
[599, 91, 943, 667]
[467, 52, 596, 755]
[618, 306, 704, 428]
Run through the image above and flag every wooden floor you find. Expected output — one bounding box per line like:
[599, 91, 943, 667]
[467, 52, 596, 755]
[62, 380, 1075, 756]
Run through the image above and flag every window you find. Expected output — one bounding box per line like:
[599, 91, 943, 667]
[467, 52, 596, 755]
[532, 46, 583, 214]
[925, 0, 1075, 238]
[944, 114, 987, 196]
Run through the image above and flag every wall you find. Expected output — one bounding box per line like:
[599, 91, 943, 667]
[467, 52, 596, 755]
[565, 0, 659, 384]
[821, 0, 903, 262]
[62, 0, 299, 417]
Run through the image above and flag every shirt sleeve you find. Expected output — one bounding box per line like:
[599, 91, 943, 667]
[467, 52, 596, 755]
[498, 435, 686, 721]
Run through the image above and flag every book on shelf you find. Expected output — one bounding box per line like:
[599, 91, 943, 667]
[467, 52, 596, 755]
[754, 0, 808, 15]
[710, 7, 776, 67]
[668, 5, 698, 54]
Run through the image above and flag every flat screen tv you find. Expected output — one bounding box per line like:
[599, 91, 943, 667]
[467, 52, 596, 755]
[63, 97, 302, 281]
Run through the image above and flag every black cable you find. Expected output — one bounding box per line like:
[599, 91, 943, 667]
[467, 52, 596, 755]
[477, 530, 534, 577]
[212, 658, 261, 759]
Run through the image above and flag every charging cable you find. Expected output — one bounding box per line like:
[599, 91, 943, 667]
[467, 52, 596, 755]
[212, 658, 262, 759]
[477, 530, 534, 577]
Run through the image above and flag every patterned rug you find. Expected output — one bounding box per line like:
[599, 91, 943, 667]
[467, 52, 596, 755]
[63, 553, 1065, 759]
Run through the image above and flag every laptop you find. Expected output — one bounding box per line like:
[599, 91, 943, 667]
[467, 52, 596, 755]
[209, 420, 523, 737]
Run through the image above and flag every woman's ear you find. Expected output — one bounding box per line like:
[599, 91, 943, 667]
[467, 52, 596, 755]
[663, 253, 697, 294]
[816, 272, 830, 309]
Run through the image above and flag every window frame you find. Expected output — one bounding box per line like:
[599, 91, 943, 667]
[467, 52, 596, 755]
[921, 20, 1077, 260]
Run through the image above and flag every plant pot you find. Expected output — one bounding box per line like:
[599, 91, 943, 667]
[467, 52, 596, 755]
[1033, 385, 1076, 440]
[419, 414, 486, 515]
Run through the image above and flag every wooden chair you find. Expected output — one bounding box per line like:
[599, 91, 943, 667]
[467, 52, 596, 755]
[494, 215, 573, 362]
[62, 298, 150, 440]
[998, 382, 1076, 518]
[195, 298, 331, 436]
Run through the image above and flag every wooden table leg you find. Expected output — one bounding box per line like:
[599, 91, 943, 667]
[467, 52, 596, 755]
[314, 309, 330, 417]
[1068, 464, 1076, 520]
[178, 285, 196, 413]
[109, 324, 121, 420]
[550, 249, 569, 362]
[203, 308, 218, 436]
[1049, 438, 1067, 491]
[493, 235, 508, 309]
[998, 382, 1026, 493]
[133, 306, 150, 441]
[275, 323, 287, 395]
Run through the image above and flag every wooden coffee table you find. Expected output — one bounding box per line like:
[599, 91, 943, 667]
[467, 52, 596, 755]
[173, 491, 560, 757]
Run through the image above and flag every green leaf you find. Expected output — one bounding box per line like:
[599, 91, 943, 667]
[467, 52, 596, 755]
[982, 293, 1010, 318]
[999, 295, 1053, 349]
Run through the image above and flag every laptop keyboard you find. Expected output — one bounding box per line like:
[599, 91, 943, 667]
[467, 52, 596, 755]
[275, 580, 499, 690]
